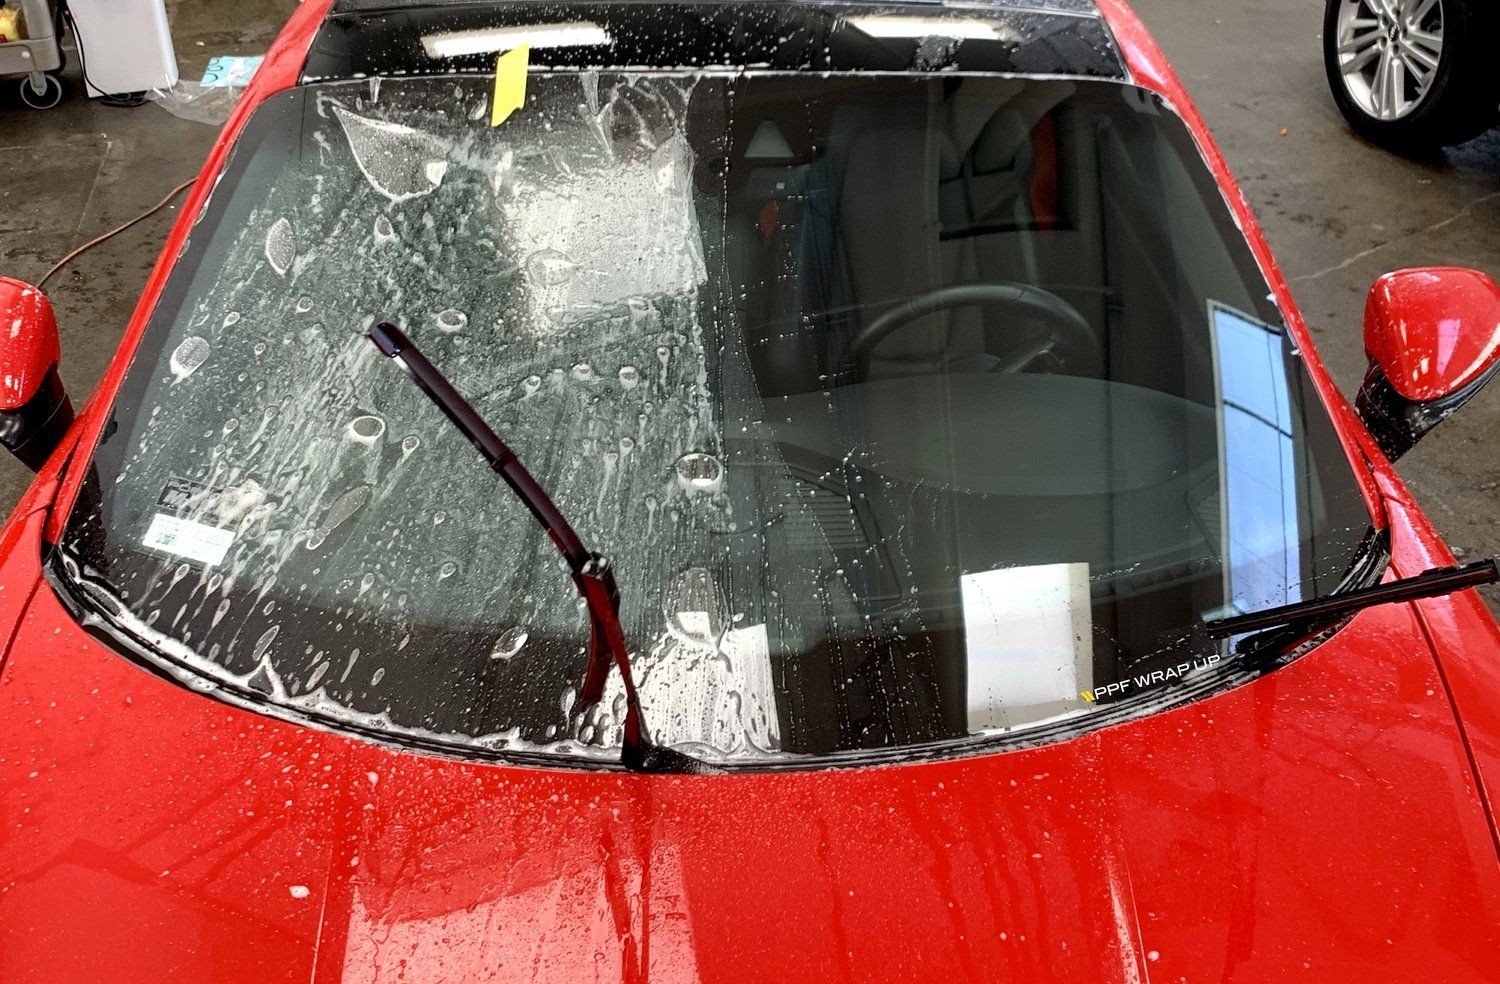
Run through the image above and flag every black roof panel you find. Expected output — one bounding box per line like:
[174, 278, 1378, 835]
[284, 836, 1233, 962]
[327, 0, 1106, 14]
[303, 1, 1124, 80]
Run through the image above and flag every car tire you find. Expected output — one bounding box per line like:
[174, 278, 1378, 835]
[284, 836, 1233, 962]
[1324, 0, 1500, 153]
[17, 73, 64, 111]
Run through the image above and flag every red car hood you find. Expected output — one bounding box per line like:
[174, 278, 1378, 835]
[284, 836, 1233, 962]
[4, 575, 1500, 983]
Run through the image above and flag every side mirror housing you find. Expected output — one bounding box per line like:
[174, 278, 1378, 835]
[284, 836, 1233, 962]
[0, 278, 73, 471]
[1355, 267, 1500, 461]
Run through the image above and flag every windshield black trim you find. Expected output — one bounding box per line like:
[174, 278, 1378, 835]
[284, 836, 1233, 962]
[45, 531, 1389, 774]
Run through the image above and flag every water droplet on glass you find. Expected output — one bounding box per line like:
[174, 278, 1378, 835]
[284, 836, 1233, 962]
[307, 484, 372, 549]
[295, 296, 314, 314]
[251, 625, 280, 661]
[435, 308, 467, 332]
[675, 452, 723, 494]
[265, 217, 295, 276]
[170, 337, 211, 380]
[400, 435, 420, 455]
[521, 374, 542, 396]
[222, 312, 241, 328]
[374, 214, 396, 243]
[345, 414, 386, 445]
[491, 144, 515, 195]
[438, 561, 457, 580]
[618, 365, 640, 389]
[490, 626, 528, 660]
[524, 249, 577, 286]
[570, 362, 592, 381]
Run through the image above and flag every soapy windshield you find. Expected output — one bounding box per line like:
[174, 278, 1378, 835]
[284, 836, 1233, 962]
[56, 74, 1373, 764]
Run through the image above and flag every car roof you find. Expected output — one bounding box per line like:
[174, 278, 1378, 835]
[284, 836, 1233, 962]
[301, 0, 1126, 81]
[325, 0, 1107, 15]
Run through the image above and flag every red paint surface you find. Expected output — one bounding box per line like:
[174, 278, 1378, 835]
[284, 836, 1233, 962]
[0, 279, 61, 412]
[3, 3, 1500, 981]
[3, 504, 1500, 982]
[1364, 267, 1500, 403]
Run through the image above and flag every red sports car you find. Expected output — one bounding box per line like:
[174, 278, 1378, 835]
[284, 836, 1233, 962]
[4, 1, 1500, 980]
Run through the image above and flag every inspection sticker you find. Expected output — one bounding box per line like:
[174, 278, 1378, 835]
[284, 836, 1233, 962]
[143, 513, 234, 567]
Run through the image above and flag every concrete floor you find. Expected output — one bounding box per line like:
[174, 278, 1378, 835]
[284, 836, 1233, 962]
[0, 0, 1497, 609]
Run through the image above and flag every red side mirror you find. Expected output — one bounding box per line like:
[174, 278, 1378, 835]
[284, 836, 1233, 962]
[1355, 267, 1500, 461]
[0, 277, 73, 471]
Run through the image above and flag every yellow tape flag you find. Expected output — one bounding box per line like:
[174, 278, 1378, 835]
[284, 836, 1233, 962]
[491, 44, 530, 127]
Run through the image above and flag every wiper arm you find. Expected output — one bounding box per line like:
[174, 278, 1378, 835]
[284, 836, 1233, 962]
[1204, 558, 1499, 640]
[368, 322, 715, 774]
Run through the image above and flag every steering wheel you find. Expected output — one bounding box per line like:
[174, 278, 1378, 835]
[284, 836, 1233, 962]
[851, 283, 1102, 377]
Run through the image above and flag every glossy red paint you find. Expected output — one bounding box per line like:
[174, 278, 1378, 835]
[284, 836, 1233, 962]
[3, 508, 1499, 982]
[4, 3, 1500, 981]
[1364, 268, 1500, 403]
[0, 278, 61, 412]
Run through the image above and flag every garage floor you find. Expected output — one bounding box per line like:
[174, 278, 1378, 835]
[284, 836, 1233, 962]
[1, 0, 1497, 611]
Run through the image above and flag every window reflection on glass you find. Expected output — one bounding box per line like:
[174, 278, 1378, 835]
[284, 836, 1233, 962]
[1210, 302, 1304, 617]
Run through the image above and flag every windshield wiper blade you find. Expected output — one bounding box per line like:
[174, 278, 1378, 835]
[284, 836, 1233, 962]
[368, 322, 716, 774]
[1204, 558, 1499, 640]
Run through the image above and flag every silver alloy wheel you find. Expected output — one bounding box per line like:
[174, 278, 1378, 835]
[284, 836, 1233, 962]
[1335, 0, 1445, 121]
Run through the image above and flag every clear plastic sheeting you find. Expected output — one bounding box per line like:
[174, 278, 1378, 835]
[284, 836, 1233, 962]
[148, 80, 245, 125]
[148, 54, 264, 125]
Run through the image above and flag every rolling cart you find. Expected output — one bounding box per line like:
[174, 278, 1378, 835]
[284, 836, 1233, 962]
[0, 0, 65, 109]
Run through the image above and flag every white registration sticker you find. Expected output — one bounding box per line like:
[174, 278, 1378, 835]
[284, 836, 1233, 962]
[142, 513, 234, 567]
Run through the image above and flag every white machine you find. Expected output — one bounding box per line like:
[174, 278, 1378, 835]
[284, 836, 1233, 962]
[67, 0, 178, 97]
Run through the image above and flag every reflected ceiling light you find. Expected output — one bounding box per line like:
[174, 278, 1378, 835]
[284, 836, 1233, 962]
[421, 22, 611, 59]
[846, 15, 1015, 41]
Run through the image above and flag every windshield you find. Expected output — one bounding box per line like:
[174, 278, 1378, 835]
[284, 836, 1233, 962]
[56, 73, 1373, 765]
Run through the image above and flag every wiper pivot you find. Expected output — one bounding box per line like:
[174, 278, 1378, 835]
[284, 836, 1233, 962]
[1205, 558, 1499, 639]
[368, 321, 716, 774]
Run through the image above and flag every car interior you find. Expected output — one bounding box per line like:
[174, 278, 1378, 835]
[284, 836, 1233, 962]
[700, 76, 1286, 750]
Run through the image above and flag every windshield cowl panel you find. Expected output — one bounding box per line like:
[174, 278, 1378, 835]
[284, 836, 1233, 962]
[56, 73, 1374, 768]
